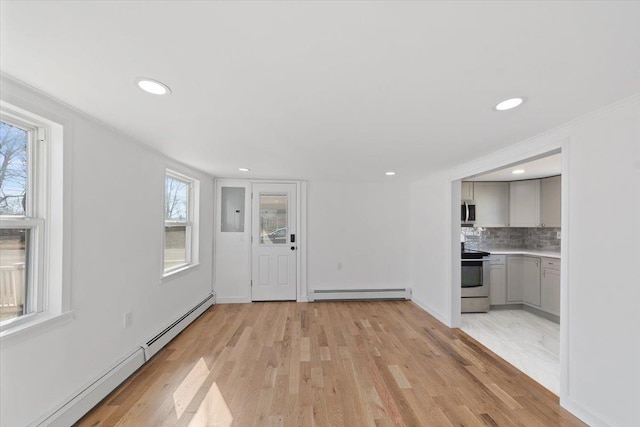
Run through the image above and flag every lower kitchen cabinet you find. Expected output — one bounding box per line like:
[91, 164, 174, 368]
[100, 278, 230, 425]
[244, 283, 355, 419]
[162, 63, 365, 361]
[541, 258, 561, 316]
[489, 255, 507, 305]
[522, 256, 541, 307]
[506, 256, 523, 302]
[501, 254, 560, 318]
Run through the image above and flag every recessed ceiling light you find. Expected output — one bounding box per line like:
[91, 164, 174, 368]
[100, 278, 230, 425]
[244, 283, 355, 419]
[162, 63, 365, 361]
[385, 171, 396, 176]
[134, 77, 171, 95]
[495, 97, 524, 111]
[238, 168, 251, 172]
[512, 169, 526, 174]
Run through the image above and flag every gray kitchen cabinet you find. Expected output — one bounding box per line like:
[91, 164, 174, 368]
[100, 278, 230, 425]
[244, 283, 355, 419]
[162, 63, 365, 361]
[540, 175, 561, 228]
[541, 258, 561, 316]
[506, 256, 523, 302]
[461, 181, 474, 200]
[473, 182, 510, 227]
[489, 255, 507, 305]
[509, 180, 541, 227]
[522, 256, 541, 307]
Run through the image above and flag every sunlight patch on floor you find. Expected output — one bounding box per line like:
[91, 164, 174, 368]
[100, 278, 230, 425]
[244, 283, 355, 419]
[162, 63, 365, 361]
[189, 382, 233, 427]
[173, 358, 210, 419]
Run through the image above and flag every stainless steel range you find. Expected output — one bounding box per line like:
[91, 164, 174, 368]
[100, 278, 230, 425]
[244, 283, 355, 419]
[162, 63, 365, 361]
[461, 248, 491, 313]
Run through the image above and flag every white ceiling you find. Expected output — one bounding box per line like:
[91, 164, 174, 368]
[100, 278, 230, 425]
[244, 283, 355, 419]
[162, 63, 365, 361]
[468, 153, 562, 181]
[1, 1, 639, 182]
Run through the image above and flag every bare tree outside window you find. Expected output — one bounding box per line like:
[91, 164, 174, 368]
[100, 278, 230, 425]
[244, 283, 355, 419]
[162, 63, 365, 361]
[164, 174, 191, 272]
[0, 120, 29, 322]
[0, 121, 28, 216]
[165, 176, 188, 221]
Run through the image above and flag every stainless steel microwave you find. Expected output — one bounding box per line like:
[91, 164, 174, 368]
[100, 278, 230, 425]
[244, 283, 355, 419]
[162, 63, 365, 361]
[461, 200, 476, 226]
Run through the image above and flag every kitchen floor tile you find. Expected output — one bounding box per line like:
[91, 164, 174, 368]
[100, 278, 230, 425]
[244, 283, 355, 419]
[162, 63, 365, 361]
[461, 309, 560, 394]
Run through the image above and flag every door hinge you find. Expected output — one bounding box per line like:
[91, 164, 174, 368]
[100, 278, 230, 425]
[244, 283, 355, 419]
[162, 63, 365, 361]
[251, 235, 253, 243]
[251, 280, 253, 287]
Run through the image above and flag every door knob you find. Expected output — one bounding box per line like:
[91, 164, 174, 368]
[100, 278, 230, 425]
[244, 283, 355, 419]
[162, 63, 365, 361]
[290, 246, 296, 251]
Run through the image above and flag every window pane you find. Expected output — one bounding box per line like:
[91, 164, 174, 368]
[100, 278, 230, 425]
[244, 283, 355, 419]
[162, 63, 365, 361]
[164, 225, 187, 271]
[259, 194, 287, 245]
[0, 228, 29, 322]
[0, 121, 28, 216]
[165, 176, 188, 221]
[221, 187, 245, 232]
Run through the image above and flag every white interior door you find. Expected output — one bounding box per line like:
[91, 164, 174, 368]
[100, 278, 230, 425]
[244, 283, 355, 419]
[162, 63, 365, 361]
[251, 183, 297, 301]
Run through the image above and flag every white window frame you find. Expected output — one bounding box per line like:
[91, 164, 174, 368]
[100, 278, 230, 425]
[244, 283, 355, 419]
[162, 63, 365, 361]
[163, 169, 199, 278]
[0, 102, 68, 336]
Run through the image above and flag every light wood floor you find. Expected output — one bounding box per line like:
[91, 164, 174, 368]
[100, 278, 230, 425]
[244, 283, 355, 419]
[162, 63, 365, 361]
[77, 301, 585, 426]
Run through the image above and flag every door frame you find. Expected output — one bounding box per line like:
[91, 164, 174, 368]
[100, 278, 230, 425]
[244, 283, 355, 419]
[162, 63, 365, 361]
[251, 180, 308, 302]
[448, 140, 569, 402]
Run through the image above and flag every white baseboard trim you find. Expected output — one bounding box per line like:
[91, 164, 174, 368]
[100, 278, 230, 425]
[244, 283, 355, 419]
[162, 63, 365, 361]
[411, 296, 451, 327]
[561, 396, 610, 427]
[308, 288, 411, 302]
[142, 293, 215, 360]
[216, 296, 251, 303]
[32, 348, 146, 427]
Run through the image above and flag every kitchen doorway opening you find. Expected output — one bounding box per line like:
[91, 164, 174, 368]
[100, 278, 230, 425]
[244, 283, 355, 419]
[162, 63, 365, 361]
[451, 148, 566, 396]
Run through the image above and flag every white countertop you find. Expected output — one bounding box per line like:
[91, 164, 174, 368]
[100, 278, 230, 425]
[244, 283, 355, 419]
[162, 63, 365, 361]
[480, 248, 561, 259]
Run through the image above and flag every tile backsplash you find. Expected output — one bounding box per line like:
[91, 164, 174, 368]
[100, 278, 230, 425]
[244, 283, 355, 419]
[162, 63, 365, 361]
[462, 227, 561, 252]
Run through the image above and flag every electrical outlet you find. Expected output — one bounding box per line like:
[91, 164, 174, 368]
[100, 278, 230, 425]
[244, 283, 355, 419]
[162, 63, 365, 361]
[337, 262, 343, 270]
[124, 311, 133, 328]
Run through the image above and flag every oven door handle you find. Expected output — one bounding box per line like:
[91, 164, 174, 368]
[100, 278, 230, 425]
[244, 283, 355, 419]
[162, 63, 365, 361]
[461, 258, 491, 262]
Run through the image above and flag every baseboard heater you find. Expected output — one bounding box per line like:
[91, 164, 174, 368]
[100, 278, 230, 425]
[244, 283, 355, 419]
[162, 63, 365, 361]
[308, 288, 411, 302]
[34, 292, 216, 426]
[142, 292, 215, 360]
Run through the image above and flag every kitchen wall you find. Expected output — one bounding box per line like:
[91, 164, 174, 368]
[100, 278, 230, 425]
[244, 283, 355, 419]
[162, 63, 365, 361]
[0, 77, 215, 426]
[461, 227, 561, 251]
[410, 95, 640, 427]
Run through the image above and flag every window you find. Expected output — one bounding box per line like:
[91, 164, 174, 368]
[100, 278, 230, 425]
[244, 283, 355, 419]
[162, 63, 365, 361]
[259, 193, 288, 245]
[0, 115, 44, 326]
[0, 101, 66, 337]
[163, 170, 199, 275]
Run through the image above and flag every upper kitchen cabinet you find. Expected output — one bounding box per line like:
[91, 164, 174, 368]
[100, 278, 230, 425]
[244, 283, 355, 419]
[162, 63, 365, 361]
[541, 175, 561, 228]
[461, 181, 474, 200]
[509, 180, 541, 227]
[473, 182, 510, 227]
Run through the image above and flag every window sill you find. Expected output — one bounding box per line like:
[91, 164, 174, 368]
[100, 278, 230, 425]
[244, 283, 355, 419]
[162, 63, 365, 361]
[0, 310, 75, 344]
[161, 263, 200, 284]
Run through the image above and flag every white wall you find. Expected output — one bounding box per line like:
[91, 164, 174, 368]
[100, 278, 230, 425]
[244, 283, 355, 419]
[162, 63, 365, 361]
[307, 181, 411, 291]
[214, 179, 411, 301]
[410, 96, 640, 427]
[0, 77, 215, 427]
[409, 173, 456, 324]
